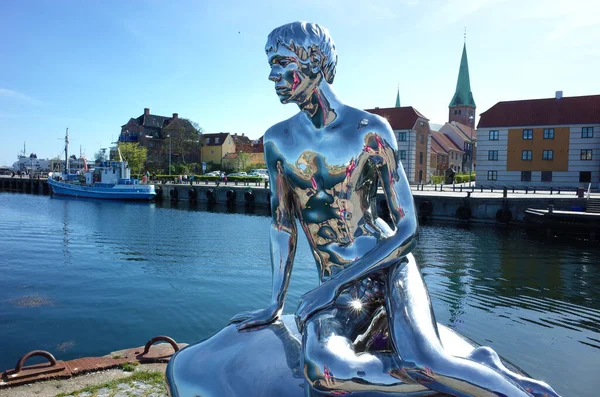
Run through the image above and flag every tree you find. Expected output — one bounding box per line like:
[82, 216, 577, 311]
[94, 149, 106, 163]
[238, 152, 250, 171]
[162, 119, 203, 164]
[117, 142, 147, 177]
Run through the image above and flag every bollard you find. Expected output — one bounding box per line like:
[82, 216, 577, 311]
[525, 186, 528, 194]
[550, 187, 553, 195]
[480, 185, 483, 193]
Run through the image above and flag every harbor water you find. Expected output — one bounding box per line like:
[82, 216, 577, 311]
[0, 193, 598, 396]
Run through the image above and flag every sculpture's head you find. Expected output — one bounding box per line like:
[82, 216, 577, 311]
[265, 22, 338, 105]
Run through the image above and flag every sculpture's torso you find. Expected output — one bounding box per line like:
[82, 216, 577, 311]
[265, 107, 396, 282]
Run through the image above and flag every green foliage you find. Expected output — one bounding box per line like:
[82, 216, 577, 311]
[431, 175, 444, 184]
[55, 370, 164, 397]
[162, 119, 203, 164]
[120, 361, 139, 372]
[117, 142, 148, 176]
[173, 163, 190, 175]
[93, 149, 106, 163]
[431, 173, 475, 184]
[237, 152, 251, 171]
[148, 175, 264, 184]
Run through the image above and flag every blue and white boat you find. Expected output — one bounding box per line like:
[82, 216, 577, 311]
[47, 129, 156, 201]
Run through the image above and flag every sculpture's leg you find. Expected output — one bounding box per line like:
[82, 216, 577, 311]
[301, 308, 437, 396]
[468, 347, 560, 397]
[386, 258, 538, 397]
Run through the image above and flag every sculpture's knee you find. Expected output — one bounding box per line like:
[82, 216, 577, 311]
[469, 346, 503, 369]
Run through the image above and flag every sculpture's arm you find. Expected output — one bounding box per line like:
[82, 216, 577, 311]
[231, 137, 298, 330]
[296, 122, 418, 328]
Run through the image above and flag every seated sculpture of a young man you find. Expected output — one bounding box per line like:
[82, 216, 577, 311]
[231, 22, 559, 397]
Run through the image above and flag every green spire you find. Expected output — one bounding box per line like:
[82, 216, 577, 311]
[449, 43, 476, 108]
[395, 87, 401, 107]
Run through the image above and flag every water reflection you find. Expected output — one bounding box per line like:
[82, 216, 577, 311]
[0, 193, 599, 396]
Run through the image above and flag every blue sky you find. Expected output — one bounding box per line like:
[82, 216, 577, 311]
[1, 0, 599, 166]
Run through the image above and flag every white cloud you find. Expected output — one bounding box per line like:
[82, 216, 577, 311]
[0, 88, 42, 106]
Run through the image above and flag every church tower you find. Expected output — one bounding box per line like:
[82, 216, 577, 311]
[449, 42, 476, 126]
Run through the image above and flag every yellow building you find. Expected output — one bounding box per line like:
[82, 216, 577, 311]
[201, 133, 236, 167]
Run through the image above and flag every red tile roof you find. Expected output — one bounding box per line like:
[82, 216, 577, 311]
[450, 121, 477, 141]
[478, 94, 600, 128]
[430, 138, 446, 154]
[365, 106, 429, 130]
[431, 131, 463, 152]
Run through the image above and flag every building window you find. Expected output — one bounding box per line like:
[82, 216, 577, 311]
[419, 152, 423, 164]
[580, 171, 592, 183]
[581, 149, 593, 160]
[488, 150, 498, 160]
[487, 171, 497, 180]
[522, 129, 533, 140]
[215, 138, 220, 144]
[210, 150, 214, 154]
[454, 110, 458, 115]
[398, 132, 407, 141]
[542, 150, 554, 160]
[400, 150, 406, 160]
[420, 134, 424, 144]
[206, 138, 211, 144]
[522, 150, 532, 160]
[521, 171, 531, 182]
[582, 127, 594, 138]
[469, 110, 473, 116]
[489, 130, 499, 140]
[543, 128, 554, 139]
[541, 171, 552, 182]
[458, 109, 462, 114]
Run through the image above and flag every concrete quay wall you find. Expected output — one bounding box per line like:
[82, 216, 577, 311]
[157, 183, 587, 225]
[0, 177, 587, 224]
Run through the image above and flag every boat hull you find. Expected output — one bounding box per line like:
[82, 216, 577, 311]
[48, 179, 156, 200]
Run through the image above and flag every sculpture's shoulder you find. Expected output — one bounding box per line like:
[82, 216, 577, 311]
[342, 106, 396, 145]
[263, 114, 301, 145]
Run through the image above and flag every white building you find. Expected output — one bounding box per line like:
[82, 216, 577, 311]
[476, 93, 600, 189]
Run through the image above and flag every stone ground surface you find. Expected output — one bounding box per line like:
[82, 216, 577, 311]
[0, 364, 168, 397]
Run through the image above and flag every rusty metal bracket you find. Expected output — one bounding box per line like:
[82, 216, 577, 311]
[137, 335, 181, 363]
[1, 350, 71, 386]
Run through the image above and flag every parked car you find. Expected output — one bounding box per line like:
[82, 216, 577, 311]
[248, 172, 268, 180]
[227, 172, 247, 177]
[205, 171, 220, 177]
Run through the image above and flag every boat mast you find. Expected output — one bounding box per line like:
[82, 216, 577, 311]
[64, 128, 69, 174]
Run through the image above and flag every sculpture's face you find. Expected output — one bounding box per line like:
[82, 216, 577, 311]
[268, 46, 322, 105]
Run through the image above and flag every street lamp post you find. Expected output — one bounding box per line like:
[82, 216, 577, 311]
[168, 134, 172, 176]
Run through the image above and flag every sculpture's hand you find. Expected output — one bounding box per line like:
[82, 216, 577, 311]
[230, 304, 280, 330]
[295, 282, 338, 333]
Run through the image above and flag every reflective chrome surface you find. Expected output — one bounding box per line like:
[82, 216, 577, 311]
[167, 22, 560, 397]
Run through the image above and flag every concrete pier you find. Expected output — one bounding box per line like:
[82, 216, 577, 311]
[0, 176, 591, 225]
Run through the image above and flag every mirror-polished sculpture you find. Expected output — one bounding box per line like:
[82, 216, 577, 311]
[166, 22, 560, 397]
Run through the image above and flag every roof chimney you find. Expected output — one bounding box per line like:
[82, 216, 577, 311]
[555, 91, 563, 100]
[172, 113, 178, 119]
[144, 108, 150, 116]
[242, 133, 245, 136]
